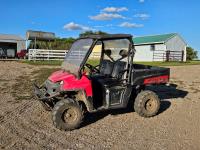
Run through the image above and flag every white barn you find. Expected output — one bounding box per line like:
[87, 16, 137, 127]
[0, 34, 26, 58]
[133, 33, 187, 62]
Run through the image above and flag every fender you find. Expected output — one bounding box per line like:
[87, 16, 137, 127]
[75, 90, 94, 112]
[49, 70, 93, 97]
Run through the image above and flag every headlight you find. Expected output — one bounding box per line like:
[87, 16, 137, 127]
[60, 81, 64, 85]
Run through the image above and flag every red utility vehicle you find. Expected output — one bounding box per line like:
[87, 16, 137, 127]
[17, 49, 27, 59]
[34, 34, 170, 131]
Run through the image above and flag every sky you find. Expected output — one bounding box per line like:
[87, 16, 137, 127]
[1, 0, 200, 56]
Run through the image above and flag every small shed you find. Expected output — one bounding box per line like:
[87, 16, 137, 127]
[0, 34, 26, 58]
[133, 33, 187, 62]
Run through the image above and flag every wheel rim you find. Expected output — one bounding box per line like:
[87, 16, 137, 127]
[63, 108, 78, 124]
[145, 98, 156, 112]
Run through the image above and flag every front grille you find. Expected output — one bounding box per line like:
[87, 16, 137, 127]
[45, 79, 60, 95]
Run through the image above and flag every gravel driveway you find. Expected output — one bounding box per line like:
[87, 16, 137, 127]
[0, 62, 200, 150]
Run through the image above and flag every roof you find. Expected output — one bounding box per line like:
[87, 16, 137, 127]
[82, 34, 132, 40]
[133, 33, 177, 45]
[0, 34, 25, 41]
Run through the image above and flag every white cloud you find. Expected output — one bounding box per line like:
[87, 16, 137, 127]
[119, 22, 144, 28]
[139, 0, 145, 3]
[31, 21, 42, 26]
[94, 24, 114, 28]
[94, 25, 105, 28]
[102, 7, 128, 13]
[90, 13, 126, 21]
[63, 22, 92, 31]
[134, 13, 150, 20]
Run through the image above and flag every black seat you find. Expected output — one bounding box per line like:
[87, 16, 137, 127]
[95, 61, 127, 88]
[99, 60, 127, 78]
[92, 50, 127, 89]
[99, 60, 114, 76]
[111, 61, 127, 78]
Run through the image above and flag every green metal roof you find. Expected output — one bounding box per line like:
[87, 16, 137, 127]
[133, 33, 177, 45]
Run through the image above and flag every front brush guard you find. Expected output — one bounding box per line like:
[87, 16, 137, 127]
[34, 83, 53, 111]
[34, 83, 47, 100]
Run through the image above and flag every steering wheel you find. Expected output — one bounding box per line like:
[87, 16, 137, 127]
[85, 64, 100, 74]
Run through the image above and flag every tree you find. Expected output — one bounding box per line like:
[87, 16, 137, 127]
[79, 30, 108, 38]
[28, 37, 76, 50]
[186, 47, 198, 60]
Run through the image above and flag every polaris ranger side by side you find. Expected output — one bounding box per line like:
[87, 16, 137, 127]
[34, 34, 170, 131]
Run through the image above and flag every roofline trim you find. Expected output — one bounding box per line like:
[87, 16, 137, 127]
[0, 39, 26, 41]
[134, 41, 165, 46]
[134, 33, 177, 39]
[0, 33, 25, 41]
[133, 33, 187, 45]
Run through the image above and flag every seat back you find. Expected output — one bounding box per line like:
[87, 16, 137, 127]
[99, 60, 114, 76]
[111, 61, 127, 78]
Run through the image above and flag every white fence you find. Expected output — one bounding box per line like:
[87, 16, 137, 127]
[28, 49, 68, 61]
[28, 49, 101, 61]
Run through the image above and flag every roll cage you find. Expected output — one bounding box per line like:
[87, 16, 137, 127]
[76, 34, 135, 79]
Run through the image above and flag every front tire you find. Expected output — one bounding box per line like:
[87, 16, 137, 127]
[134, 90, 160, 117]
[52, 99, 83, 131]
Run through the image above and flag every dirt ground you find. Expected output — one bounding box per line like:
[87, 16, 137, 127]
[0, 61, 200, 150]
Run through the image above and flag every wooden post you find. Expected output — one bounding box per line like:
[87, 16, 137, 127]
[28, 49, 31, 61]
[166, 50, 170, 62]
[181, 50, 184, 62]
[48, 50, 50, 61]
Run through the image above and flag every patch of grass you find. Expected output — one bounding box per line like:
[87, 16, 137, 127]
[21, 59, 200, 67]
[11, 75, 34, 101]
[87, 59, 100, 66]
[32, 68, 60, 85]
[20, 60, 62, 66]
[20, 59, 100, 67]
[135, 61, 200, 66]
[11, 68, 59, 101]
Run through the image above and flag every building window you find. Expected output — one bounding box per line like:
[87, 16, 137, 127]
[150, 44, 155, 51]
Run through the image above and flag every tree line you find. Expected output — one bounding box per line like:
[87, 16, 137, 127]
[28, 31, 107, 50]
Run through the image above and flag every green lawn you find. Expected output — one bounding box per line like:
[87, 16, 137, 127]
[20, 59, 200, 67]
[20, 59, 100, 66]
[20, 60, 63, 66]
[134, 61, 200, 66]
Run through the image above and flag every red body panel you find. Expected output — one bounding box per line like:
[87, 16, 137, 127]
[144, 75, 169, 85]
[48, 70, 93, 97]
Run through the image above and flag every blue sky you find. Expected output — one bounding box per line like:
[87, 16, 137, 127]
[1, 0, 200, 55]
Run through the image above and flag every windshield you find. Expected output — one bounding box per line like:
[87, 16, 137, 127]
[61, 38, 93, 75]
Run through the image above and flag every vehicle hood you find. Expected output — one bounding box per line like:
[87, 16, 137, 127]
[48, 70, 75, 83]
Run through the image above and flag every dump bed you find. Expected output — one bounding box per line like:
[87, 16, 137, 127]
[131, 64, 170, 85]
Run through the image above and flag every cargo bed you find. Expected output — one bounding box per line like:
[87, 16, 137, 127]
[131, 64, 170, 85]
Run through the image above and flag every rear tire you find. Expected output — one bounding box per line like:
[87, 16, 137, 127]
[52, 98, 83, 131]
[134, 90, 160, 117]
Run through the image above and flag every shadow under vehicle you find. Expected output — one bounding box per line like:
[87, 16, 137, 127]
[34, 34, 170, 131]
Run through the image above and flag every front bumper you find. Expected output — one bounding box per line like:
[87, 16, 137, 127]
[34, 79, 61, 100]
[34, 84, 48, 100]
[34, 83, 57, 111]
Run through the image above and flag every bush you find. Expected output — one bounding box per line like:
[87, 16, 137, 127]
[186, 47, 198, 60]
